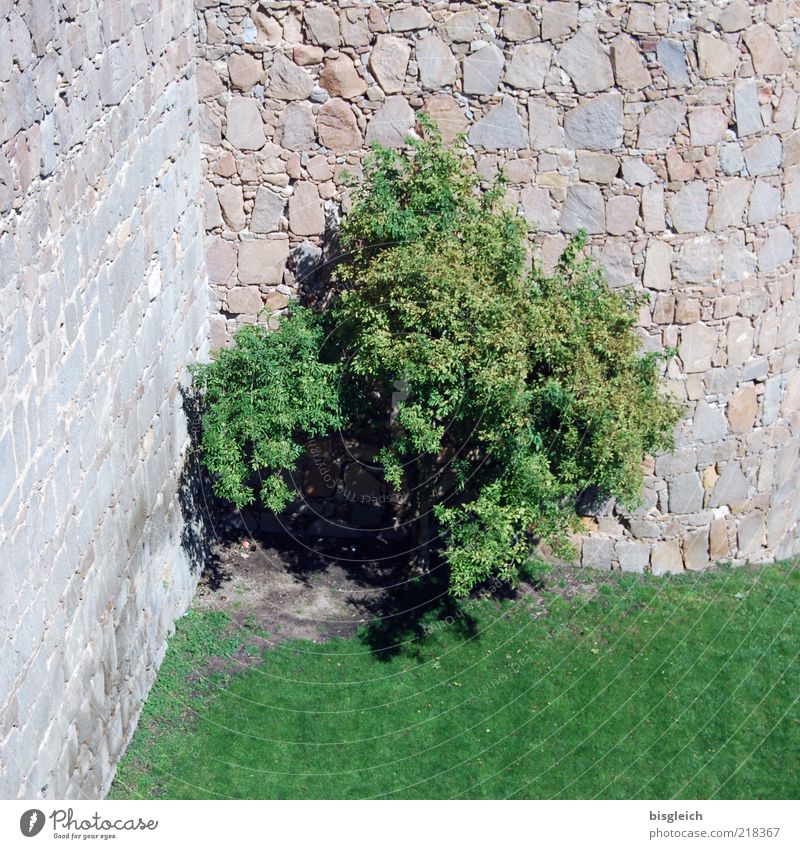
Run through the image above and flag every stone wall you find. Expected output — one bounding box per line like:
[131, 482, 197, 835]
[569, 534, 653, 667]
[0, 0, 207, 798]
[197, 0, 800, 574]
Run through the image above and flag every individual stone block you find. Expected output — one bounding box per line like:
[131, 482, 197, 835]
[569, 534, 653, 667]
[643, 240, 672, 290]
[218, 184, 245, 231]
[520, 187, 558, 232]
[462, 43, 505, 95]
[276, 102, 315, 150]
[445, 9, 478, 43]
[668, 182, 709, 234]
[719, 0, 751, 32]
[693, 401, 728, 443]
[757, 226, 793, 273]
[468, 98, 527, 150]
[727, 384, 758, 433]
[341, 8, 370, 47]
[651, 539, 683, 575]
[738, 512, 765, 555]
[559, 184, 605, 234]
[563, 92, 623, 151]
[696, 32, 740, 78]
[710, 462, 749, 507]
[239, 239, 290, 285]
[679, 323, 718, 373]
[228, 53, 263, 91]
[541, 2, 578, 41]
[744, 136, 781, 177]
[319, 55, 366, 99]
[269, 54, 314, 100]
[657, 39, 690, 87]
[250, 187, 285, 234]
[707, 178, 750, 231]
[318, 98, 362, 151]
[719, 142, 744, 176]
[684, 527, 710, 571]
[557, 27, 614, 93]
[206, 237, 237, 283]
[709, 518, 731, 560]
[203, 182, 223, 230]
[196, 60, 224, 99]
[226, 286, 263, 315]
[743, 24, 787, 75]
[688, 106, 727, 147]
[416, 35, 457, 89]
[784, 130, 800, 168]
[616, 541, 650, 573]
[748, 180, 781, 225]
[365, 95, 415, 148]
[582, 536, 614, 570]
[369, 35, 411, 93]
[529, 99, 564, 149]
[606, 195, 639, 235]
[642, 185, 666, 232]
[502, 7, 539, 41]
[734, 80, 763, 138]
[504, 44, 552, 90]
[421, 94, 468, 145]
[578, 152, 619, 184]
[621, 158, 656, 186]
[677, 235, 721, 284]
[600, 239, 634, 287]
[389, 7, 433, 31]
[289, 182, 324, 236]
[637, 99, 686, 149]
[225, 97, 265, 150]
[304, 6, 341, 47]
[669, 473, 703, 514]
[611, 34, 651, 90]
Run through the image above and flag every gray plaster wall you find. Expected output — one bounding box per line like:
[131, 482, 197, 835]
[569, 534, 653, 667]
[0, 0, 207, 798]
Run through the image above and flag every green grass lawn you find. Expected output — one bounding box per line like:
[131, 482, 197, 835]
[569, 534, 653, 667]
[110, 561, 799, 799]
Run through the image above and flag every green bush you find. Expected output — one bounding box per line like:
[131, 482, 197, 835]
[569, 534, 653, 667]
[191, 122, 682, 595]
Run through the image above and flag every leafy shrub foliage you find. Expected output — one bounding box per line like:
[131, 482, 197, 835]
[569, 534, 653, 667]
[192, 121, 682, 595]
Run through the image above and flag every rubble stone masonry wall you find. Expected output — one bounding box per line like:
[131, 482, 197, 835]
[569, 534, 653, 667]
[198, 0, 800, 574]
[0, 1, 207, 798]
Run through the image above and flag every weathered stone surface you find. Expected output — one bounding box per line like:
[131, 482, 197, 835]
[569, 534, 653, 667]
[678, 234, 721, 283]
[416, 35, 457, 89]
[504, 44, 552, 90]
[317, 97, 362, 151]
[680, 323, 718, 373]
[529, 99, 564, 149]
[421, 94, 467, 145]
[228, 53, 263, 91]
[289, 181, 324, 236]
[340, 8, 370, 47]
[502, 7, 539, 41]
[757, 226, 793, 273]
[225, 97, 265, 150]
[578, 152, 619, 184]
[693, 401, 728, 443]
[651, 539, 683, 575]
[276, 102, 315, 150]
[668, 182, 708, 234]
[582, 536, 614, 570]
[462, 43, 505, 95]
[669, 473, 703, 514]
[643, 240, 672, 290]
[563, 92, 623, 151]
[710, 461, 749, 507]
[719, 0, 751, 32]
[637, 99, 686, 150]
[558, 27, 614, 93]
[304, 6, 340, 47]
[743, 24, 787, 75]
[293, 44, 324, 66]
[206, 237, 237, 283]
[445, 9, 478, 43]
[707, 178, 750, 231]
[684, 527, 710, 571]
[689, 106, 727, 147]
[226, 285, 262, 315]
[600, 238, 634, 287]
[728, 385, 758, 433]
[744, 136, 781, 177]
[269, 54, 314, 100]
[710, 518, 731, 559]
[616, 541, 650, 573]
[541, 2, 578, 41]
[642, 185, 666, 232]
[365, 95, 416, 148]
[719, 142, 744, 176]
[733, 80, 763, 138]
[784, 131, 800, 168]
[657, 39, 690, 87]
[738, 512, 765, 555]
[250, 186, 285, 233]
[196, 60, 224, 99]
[239, 239, 290, 285]
[611, 35, 651, 90]
[696, 32, 740, 78]
[621, 158, 656, 186]
[369, 35, 410, 93]
[319, 55, 366, 99]
[389, 7, 433, 31]
[560, 185, 605, 234]
[606, 195, 639, 235]
[218, 183, 245, 231]
[468, 98, 527, 151]
[748, 180, 781, 225]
